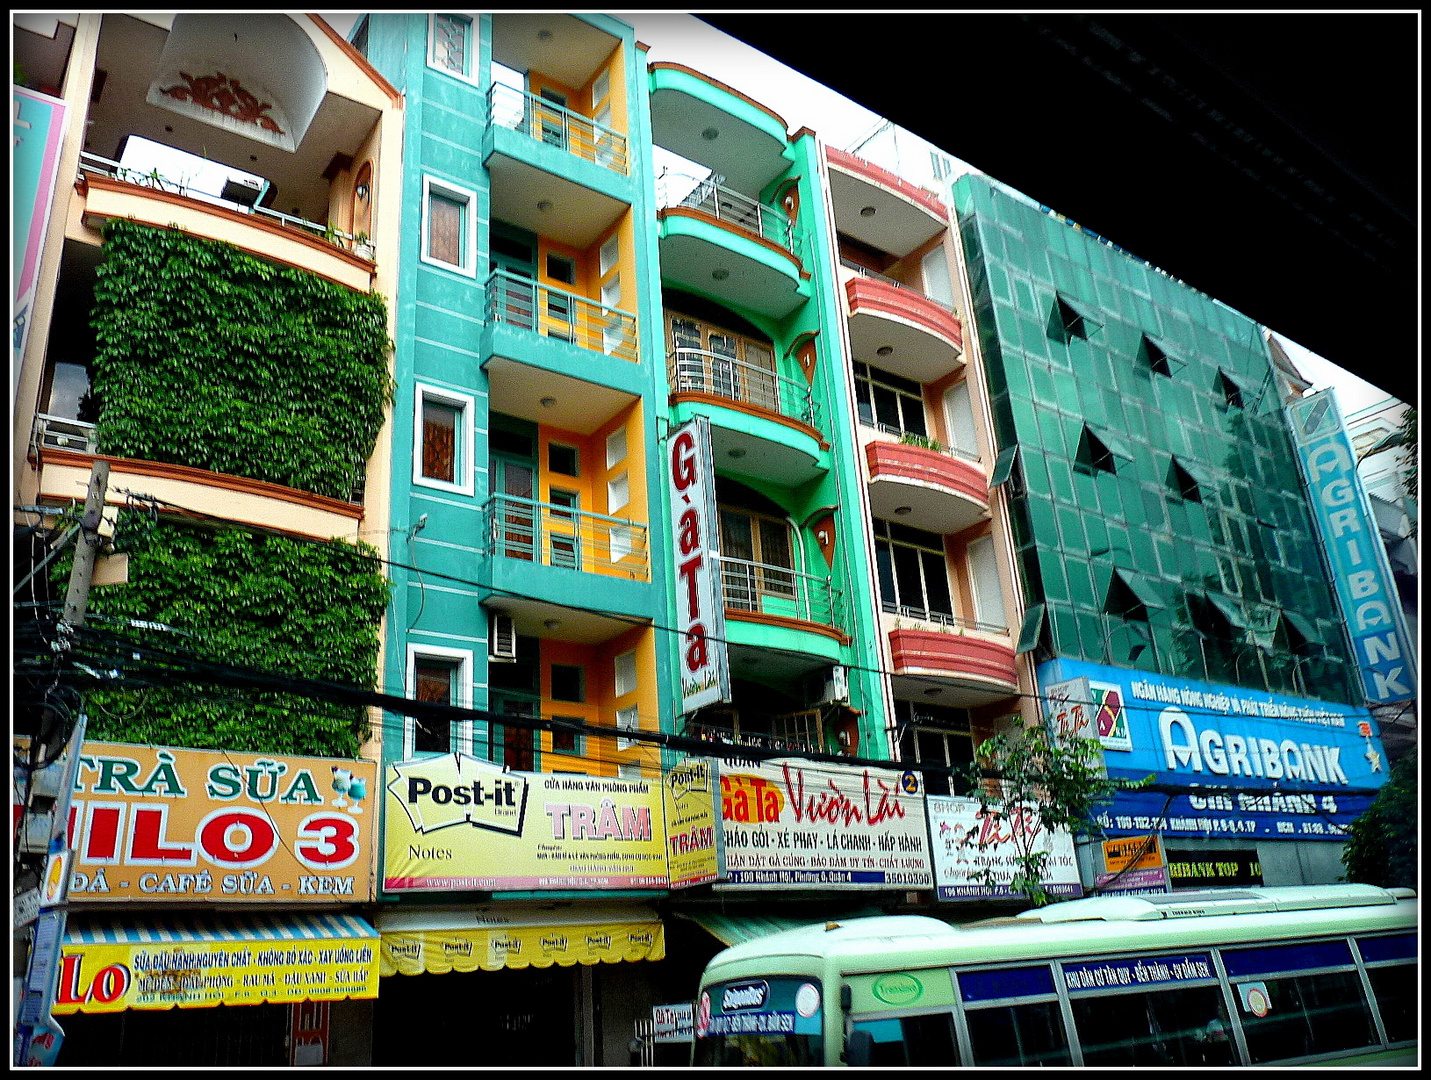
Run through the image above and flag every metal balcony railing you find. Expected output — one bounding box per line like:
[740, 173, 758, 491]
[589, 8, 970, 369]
[488, 83, 629, 175]
[487, 268, 639, 363]
[883, 601, 1008, 636]
[841, 257, 953, 310]
[683, 709, 827, 755]
[716, 555, 842, 629]
[486, 493, 649, 580]
[668, 348, 820, 429]
[33, 414, 98, 455]
[656, 170, 800, 258]
[78, 152, 372, 256]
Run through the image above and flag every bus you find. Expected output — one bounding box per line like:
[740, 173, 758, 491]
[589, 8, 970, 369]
[692, 884, 1416, 1067]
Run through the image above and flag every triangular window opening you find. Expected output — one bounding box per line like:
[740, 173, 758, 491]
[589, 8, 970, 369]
[1274, 613, 1316, 657]
[1140, 334, 1173, 377]
[1189, 593, 1237, 641]
[1169, 459, 1202, 502]
[1076, 426, 1118, 475]
[1217, 369, 1244, 409]
[1051, 297, 1089, 342]
[1105, 574, 1149, 622]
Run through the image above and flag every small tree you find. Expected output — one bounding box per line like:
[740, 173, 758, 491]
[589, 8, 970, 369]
[960, 722, 1145, 906]
[1341, 748, 1416, 888]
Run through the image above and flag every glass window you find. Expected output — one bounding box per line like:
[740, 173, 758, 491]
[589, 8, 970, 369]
[412, 657, 458, 754]
[550, 717, 583, 755]
[545, 253, 576, 285]
[854, 1012, 961, 1066]
[1367, 963, 1416, 1043]
[614, 650, 637, 697]
[616, 705, 640, 750]
[854, 362, 928, 437]
[607, 472, 629, 513]
[549, 487, 579, 518]
[1071, 985, 1235, 1067]
[550, 664, 585, 703]
[430, 14, 472, 76]
[966, 1001, 1071, 1066]
[943, 381, 979, 457]
[1235, 970, 1377, 1063]
[421, 399, 458, 483]
[548, 443, 580, 476]
[422, 178, 476, 273]
[967, 535, 1007, 630]
[874, 520, 953, 621]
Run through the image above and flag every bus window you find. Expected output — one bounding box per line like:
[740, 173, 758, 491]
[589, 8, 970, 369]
[851, 1013, 960, 1066]
[692, 977, 824, 1067]
[1233, 971, 1377, 1062]
[965, 1001, 1072, 1066]
[1071, 985, 1235, 1066]
[1366, 965, 1417, 1043]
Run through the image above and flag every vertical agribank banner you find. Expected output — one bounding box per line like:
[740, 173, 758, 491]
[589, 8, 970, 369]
[13, 87, 68, 380]
[716, 759, 933, 888]
[11, 740, 378, 902]
[668, 416, 730, 713]
[1287, 389, 1415, 705]
[384, 754, 668, 890]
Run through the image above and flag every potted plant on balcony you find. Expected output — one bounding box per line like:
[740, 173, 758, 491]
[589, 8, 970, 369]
[353, 232, 374, 260]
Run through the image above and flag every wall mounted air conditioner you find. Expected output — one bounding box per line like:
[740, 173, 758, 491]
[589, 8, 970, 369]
[811, 664, 849, 705]
[489, 614, 517, 661]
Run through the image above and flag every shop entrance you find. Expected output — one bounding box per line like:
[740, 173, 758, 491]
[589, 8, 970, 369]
[54, 1002, 289, 1066]
[373, 965, 580, 1067]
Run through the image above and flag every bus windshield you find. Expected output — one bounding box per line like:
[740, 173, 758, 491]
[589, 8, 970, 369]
[693, 976, 825, 1066]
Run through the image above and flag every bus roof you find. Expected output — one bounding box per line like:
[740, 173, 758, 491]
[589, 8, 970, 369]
[700, 885, 1417, 977]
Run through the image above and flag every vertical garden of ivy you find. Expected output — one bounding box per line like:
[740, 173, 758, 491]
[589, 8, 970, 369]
[72, 221, 396, 757]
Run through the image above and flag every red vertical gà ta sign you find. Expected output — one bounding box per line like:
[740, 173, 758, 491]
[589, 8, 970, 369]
[667, 417, 729, 714]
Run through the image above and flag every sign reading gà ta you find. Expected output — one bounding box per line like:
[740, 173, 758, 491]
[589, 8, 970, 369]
[718, 759, 932, 889]
[384, 753, 669, 891]
[667, 416, 730, 714]
[1288, 390, 1415, 705]
[11, 739, 377, 902]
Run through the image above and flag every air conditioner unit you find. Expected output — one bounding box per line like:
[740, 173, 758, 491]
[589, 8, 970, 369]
[811, 664, 849, 705]
[489, 614, 517, 661]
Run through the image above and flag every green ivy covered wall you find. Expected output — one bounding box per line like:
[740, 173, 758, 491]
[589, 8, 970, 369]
[90, 220, 393, 501]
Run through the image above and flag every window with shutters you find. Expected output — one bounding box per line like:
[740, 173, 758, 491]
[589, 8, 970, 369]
[666, 312, 779, 413]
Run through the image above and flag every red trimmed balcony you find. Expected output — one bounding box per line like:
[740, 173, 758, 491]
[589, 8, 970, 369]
[827, 146, 948, 258]
[888, 626, 1018, 694]
[866, 440, 988, 535]
[845, 274, 963, 383]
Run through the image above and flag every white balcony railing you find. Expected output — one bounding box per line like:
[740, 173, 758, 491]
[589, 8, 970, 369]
[486, 268, 639, 363]
[668, 348, 820, 429]
[488, 83, 629, 175]
[656, 170, 800, 258]
[486, 493, 649, 581]
[716, 554, 842, 629]
[33, 414, 98, 455]
[840, 257, 953, 310]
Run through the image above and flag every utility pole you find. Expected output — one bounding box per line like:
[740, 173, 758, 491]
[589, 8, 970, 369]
[14, 461, 108, 1068]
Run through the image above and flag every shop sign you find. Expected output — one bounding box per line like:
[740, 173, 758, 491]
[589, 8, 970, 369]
[1062, 953, 1215, 991]
[696, 977, 822, 1039]
[1095, 866, 1171, 895]
[50, 934, 378, 1014]
[652, 1003, 694, 1043]
[927, 795, 1082, 900]
[1166, 847, 1264, 888]
[1287, 390, 1415, 705]
[667, 416, 730, 714]
[663, 757, 725, 888]
[1036, 660, 1386, 839]
[13, 87, 68, 380]
[1102, 834, 1164, 874]
[383, 754, 668, 891]
[1044, 676, 1130, 753]
[715, 759, 932, 889]
[12, 739, 378, 902]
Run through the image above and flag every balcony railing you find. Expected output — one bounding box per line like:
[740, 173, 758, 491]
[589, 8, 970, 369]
[840, 258, 952, 309]
[683, 709, 827, 755]
[78, 152, 373, 256]
[669, 348, 820, 429]
[33, 414, 98, 456]
[488, 83, 629, 175]
[657, 170, 800, 258]
[716, 555, 841, 629]
[882, 600, 1007, 636]
[487, 268, 639, 363]
[486, 493, 649, 580]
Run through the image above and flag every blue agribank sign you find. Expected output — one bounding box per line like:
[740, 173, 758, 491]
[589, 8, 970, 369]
[1037, 660, 1388, 840]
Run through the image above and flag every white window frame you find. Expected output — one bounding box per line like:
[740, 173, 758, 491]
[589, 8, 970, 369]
[404, 643, 474, 759]
[413, 383, 477, 496]
[420, 176, 478, 276]
[616, 705, 640, 751]
[614, 650, 638, 697]
[943, 380, 980, 460]
[599, 237, 620, 277]
[967, 534, 1007, 632]
[607, 471, 630, 514]
[605, 427, 627, 468]
[427, 13, 479, 85]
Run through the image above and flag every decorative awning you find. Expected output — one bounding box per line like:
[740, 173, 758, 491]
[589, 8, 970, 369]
[55, 912, 378, 1014]
[379, 903, 664, 976]
[676, 906, 885, 948]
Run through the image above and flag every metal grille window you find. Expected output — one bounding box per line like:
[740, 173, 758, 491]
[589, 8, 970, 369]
[431, 14, 471, 76]
[874, 519, 953, 621]
[667, 313, 779, 412]
[854, 361, 927, 437]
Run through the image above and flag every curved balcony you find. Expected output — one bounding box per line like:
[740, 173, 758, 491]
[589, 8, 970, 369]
[657, 175, 809, 320]
[827, 147, 948, 258]
[888, 625, 1019, 702]
[30, 417, 364, 542]
[669, 348, 826, 486]
[845, 273, 963, 383]
[717, 556, 848, 656]
[75, 159, 375, 292]
[648, 62, 790, 195]
[866, 439, 989, 535]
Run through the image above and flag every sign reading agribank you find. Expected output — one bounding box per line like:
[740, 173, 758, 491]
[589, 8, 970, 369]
[667, 416, 730, 714]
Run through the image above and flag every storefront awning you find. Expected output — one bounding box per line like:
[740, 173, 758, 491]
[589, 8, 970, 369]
[378, 903, 664, 976]
[676, 906, 885, 948]
[56, 912, 379, 1014]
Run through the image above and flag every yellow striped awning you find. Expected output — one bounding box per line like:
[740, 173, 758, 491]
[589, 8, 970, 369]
[378, 903, 664, 976]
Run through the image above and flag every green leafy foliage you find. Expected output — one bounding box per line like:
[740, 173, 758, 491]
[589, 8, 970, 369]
[72, 515, 391, 758]
[1341, 749, 1415, 888]
[961, 723, 1149, 906]
[89, 220, 393, 500]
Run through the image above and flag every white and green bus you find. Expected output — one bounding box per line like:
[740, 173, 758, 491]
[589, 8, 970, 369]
[692, 884, 1416, 1067]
